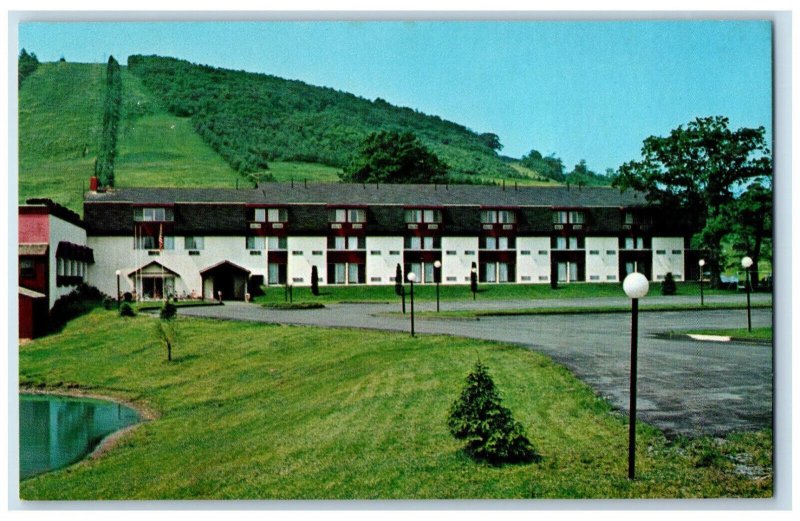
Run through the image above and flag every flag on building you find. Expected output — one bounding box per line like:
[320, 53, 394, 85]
[158, 224, 164, 251]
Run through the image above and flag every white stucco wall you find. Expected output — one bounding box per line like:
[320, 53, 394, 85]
[366, 236, 404, 285]
[88, 235, 270, 299]
[516, 237, 551, 284]
[585, 237, 620, 283]
[49, 215, 88, 308]
[441, 237, 479, 284]
[286, 236, 327, 286]
[652, 237, 685, 281]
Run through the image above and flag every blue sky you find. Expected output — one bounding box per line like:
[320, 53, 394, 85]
[18, 20, 773, 173]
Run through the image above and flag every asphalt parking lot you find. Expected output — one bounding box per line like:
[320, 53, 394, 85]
[180, 297, 773, 438]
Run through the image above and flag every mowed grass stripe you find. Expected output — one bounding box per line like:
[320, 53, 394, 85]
[19, 310, 771, 499]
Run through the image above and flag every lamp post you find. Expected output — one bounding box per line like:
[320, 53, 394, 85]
[407, 272, 417, 337]
[698, 259, 705, 306]
[115, 269, 121, 308]
[741, 256, 753, 332]
[623, 271, 649, 480]
[433, 260, 442, 312]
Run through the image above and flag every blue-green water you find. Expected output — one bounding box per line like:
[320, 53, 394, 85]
[19, 394, 141, 480]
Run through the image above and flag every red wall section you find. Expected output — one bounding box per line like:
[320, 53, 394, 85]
[19, 212, 49, 243]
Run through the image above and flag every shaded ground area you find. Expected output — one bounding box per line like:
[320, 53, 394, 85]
[179, 294, 773, 438]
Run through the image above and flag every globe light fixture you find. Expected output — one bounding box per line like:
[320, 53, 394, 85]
[622, 271, 649, 480]
[741, 256, 753, 331]
[407, 272, 417, 337]
[433, 260, 442, 312]
[698, 259, 706, 306]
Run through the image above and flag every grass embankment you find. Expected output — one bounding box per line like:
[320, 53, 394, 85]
[19, 310, 770, 499]
[134, 300, 222, 311]
[252, 282, 746, 305]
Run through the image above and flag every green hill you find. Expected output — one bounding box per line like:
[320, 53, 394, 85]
[19, 62, 105, 212]
[18, 57, 549, 215]
[126, 55, 524, 182]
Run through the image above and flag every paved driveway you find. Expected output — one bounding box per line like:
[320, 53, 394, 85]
[180, 298, 773, 438]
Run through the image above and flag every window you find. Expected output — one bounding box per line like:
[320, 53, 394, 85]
[481, 210, 515, 224]
[498, 210, 516, 224]
[672, 249, 682, 255]
[480, 210, 496, 224]
[656, 250, 666, 255]
[607, 250, 616, 256]
[57, 258, 64, 276]
[589, 250, 600, 255]
[267, 208, 287, 222]
[569, 211, 585, 224]
[20, 258, 35, 278]
[268, 263, 286, 285]
[552, 236, 584, 250]
[553, 210, 583, 224]
[134, 207, 173, 222]
[246, 236, 266, 250]
[253, 209, 266, 222]
[623, 212, 652, 225]
[446, 250, 457, 255]
[557, 262, 580, 283]
[328, 236, 364, 250]
[184, 236, 204, 250]
[623, 237, 646, 250]
[349, 209, 366, 223]
[404, 209, 423, 223]
[329, 208, 366, 223]
[423, 209, 442, 223]
[267, 236, 287, 250]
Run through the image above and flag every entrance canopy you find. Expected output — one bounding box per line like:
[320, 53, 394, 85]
[199, 260, 251, 277]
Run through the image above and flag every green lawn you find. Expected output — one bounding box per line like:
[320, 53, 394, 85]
[403, 302, 773, 320]
[19, 310, 771, 499]
[253, 282, 743, 305]
[681, 327, 773, 342]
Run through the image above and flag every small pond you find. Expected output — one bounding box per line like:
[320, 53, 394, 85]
[19, 393, 141, 480]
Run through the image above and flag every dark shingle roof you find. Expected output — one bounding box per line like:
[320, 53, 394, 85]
[85, 183, 645, 208]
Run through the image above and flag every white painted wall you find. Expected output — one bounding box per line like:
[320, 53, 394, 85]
[88, 235, 270, 299]
[652, 237, 685, 281]
[366, 236, 404, 285]
[441, 237, 479, 284]
[516, 237, 551, 284]
[585, 237, 619, 283]
[48, 215, 88, 308]
[286, 236, 327, 286]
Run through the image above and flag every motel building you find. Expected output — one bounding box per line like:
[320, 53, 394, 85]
[78, 183, 695, 301]
[18, 199, 94, 338]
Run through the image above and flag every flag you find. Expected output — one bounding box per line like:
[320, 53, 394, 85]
[158, 224, 164, 251]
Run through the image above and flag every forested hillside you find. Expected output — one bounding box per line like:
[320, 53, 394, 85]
[127, 55, 521, 180]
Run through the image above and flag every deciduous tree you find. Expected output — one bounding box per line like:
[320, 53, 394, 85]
[341, 130, 449, 184]
[613, 116, 772, 284]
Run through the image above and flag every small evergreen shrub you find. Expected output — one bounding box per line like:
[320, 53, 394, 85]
[119, 302, 136, 317]
[160, 301, 177, 320]
[311, 266, 320, 296]
[103, 297, 115, 310]
[661, 272, 677, 296]
[448, 361, 539, 465]
[395, 264, 403, 296]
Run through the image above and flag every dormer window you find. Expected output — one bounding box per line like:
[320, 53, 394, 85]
[405, 209, 442, 223]
[553, 210, 584, 224]
[329, 208, 367, 223]
[134, 207, 173, 222]
[252, 208, 287, 222]
[481, 210, 516, 224]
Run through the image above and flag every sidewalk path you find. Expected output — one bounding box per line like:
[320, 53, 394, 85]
[180, 295, 773, 438]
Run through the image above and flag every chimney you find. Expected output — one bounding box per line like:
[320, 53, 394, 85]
[89, 176, 99, 192]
